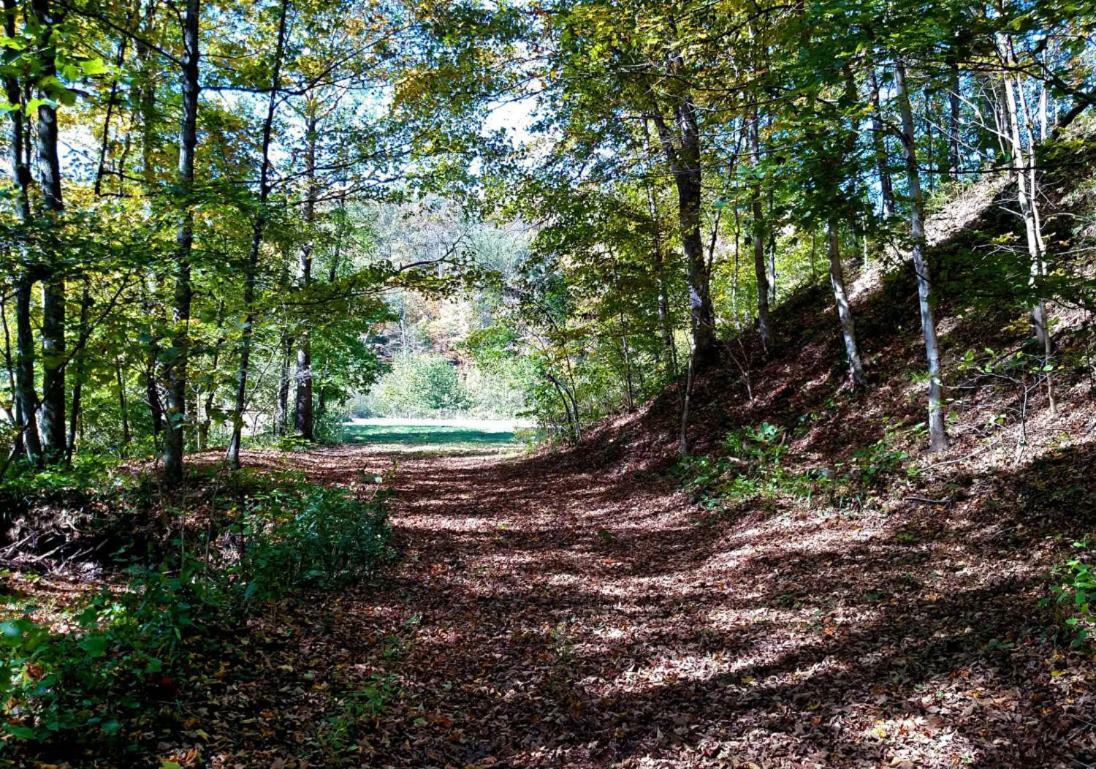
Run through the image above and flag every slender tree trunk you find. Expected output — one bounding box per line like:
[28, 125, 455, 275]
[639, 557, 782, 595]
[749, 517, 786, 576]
[274, 332, 291, 437]
[678, 349, 695, 455]
[294, 108, 317, 440]
[869, 66, 896, 220]
[115, 356, 130, 455]
[2, 0, 38, 461]
[66, 280, 92, 461]
[827, 221, 865, 387]
[643, 179, 676, 377]
[196, 300, 225, 450]
[651, 99, 715, 362]
[163, 0, 200, 484]
[895, 59, 948, 451]
[997, 38, 1054, 410]
[948, 56, 962, 183]
[94, 36, 129, 197]
[227, 0, 290, 468]
[31, 0, 66, 463]
[749, 102, 770, 351]
[14, 278, 40, 461]
[1, 295, 14, 412]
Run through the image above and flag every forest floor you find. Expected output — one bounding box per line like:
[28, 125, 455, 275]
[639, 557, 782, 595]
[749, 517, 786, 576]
[181, 439, 1095, 769]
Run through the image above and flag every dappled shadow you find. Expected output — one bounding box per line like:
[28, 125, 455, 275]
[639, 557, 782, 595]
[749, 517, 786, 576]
[195, 439, 1096, 768]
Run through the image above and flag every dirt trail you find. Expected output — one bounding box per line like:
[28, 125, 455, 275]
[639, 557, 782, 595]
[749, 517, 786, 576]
[205, 444, 1091, 769]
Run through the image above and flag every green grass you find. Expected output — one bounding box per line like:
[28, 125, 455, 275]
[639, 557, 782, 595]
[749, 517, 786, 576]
[341, 422, 532, 448]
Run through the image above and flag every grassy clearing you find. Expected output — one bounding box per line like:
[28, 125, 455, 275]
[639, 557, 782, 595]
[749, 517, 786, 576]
[341, 419, 537, 451]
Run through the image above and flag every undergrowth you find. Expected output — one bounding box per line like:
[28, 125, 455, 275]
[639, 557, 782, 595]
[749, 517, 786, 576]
[675, 422, 919, 512]
[1051, 541, 1095, 649]
[0, 467, 394, 758]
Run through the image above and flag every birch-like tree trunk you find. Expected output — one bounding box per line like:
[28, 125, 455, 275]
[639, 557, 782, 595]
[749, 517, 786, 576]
[226, 0, 290, 468]
[827, 221, 865, 387]
[868, 66, 894, 220]
[163, 0, 200, 483]
[895, 59, 948, 451]
[997, 35, 1052, 360]
[31, 0, 66, 463]
[294, 107, 318, 441]
[2, 0, 40, 461]
[749, 101, 770, 351]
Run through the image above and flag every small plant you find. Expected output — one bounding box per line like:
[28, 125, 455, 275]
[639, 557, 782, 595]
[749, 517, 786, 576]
[1051, 543, 1096, 648]
[0, 558, 231, 745]
[239, 485, 394, 600]
[676, 423, 810, 509]
[317, 674, 398, 755]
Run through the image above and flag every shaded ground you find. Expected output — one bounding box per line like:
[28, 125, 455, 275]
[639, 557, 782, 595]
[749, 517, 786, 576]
[187, 440, 1094, 769]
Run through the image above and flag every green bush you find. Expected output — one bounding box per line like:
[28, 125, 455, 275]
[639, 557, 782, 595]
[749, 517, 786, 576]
[676, 423, 917, 512]
[363, 352, 469, 417]
[240, 485, 394, 600]
[0, 478, 394, 752]
[0, 560, 230, 745]
[1052, 544, 1096, 648]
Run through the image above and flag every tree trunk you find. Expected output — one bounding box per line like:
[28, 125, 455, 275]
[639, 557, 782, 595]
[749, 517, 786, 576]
[651, 100, 715, 363]
[274, 332, 291, 437]
[827, 221, 865, 387]
[868, 66, 896, 220]
[294, 107, 317, 441]
[13, 277, 41, 461]
[997, 37, 1054, 410]
[895, 59, 948, 452]
[226, 0, 289, 468]
[643, 179, 676, 377]
[163, 0, 200, 484]
[749, 103, 770, 352]
[66, 280, 92, 461]
[31, 0, 66, 464]
[2, 0, 38, 461]
[947, 56, 961, 183]
[115, 356, 130, 455]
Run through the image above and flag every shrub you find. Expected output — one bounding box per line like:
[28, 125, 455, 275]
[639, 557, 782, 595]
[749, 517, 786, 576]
[0, 559, 231, 745]
[0, 477, 394, 753]
[363, 352, 469, 417]
[1051, 544, 1096, 648]
[676, 423, 918, 512]
[240, 485, 394, 599]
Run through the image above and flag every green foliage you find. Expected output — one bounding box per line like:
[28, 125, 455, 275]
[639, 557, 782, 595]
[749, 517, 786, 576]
[362, 352, 470, 417]
[316, 674, 398, 756]
[676, 423, 805, 508]
[1051, 543, 1096, 648]
[0, 559, 230, 745]
[0, 476, 394, 749]
[676, 423, 918, 513]
[240, 485, 393, 600]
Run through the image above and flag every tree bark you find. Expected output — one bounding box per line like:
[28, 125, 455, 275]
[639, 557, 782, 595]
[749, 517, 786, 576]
[827, 221, 865, 387]
[66, 279, 92, 460]
[13, 276, 41, 461]
[895, 59, 948, 451]
[749, 102, 770, 352]
[294, 107, 317, 440]
[947, 56, 961, 183]
[163, 0, 200, 484]
[3, 0, 39, 462]
[274, 332, 291, 437]
[651, 99, 715, 363]
[868, 66, 896, 220]
[226, 0, 290, 468]
[31, 0, 66, 463]
[115, 356, 130, 455]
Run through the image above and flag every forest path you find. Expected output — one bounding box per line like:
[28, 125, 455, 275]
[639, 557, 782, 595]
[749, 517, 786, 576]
[207, 444, 1080, 769]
